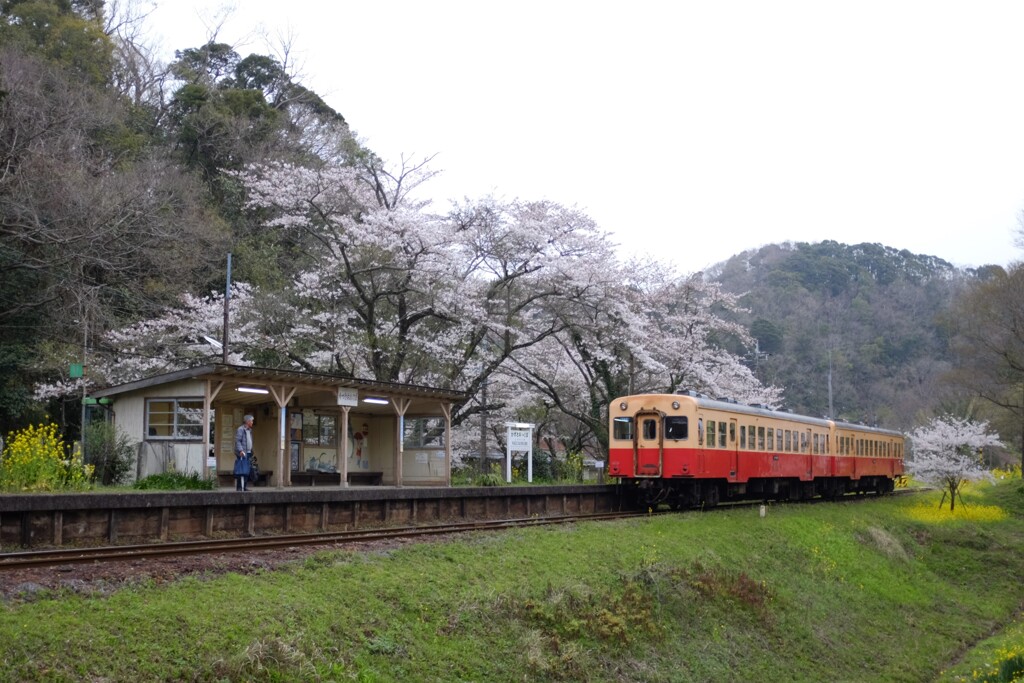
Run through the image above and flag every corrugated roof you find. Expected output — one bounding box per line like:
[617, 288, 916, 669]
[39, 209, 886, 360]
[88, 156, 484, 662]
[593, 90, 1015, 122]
[92, 363, 469, 404]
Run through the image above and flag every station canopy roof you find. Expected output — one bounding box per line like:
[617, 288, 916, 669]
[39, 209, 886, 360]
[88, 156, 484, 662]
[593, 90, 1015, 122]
[92, 364, 469, 416]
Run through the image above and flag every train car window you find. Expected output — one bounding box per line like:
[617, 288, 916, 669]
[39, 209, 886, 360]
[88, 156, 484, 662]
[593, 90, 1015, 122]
[707, 421, 717, 448]
[784, 430, 792, 452]
[612, 417, 634, 441]
[758, 426, 765, 450]
[729, 422, 736, 444]
[767, 428, 775, 450]
[813, 434, 820, 455]
[697, 418, 704, 445]
[642, 419, 657, 440]
[801, 432, 808, 453]
[740, 425, 747, 449]
[664, 416, 688, 440]
[719, 425, 727, 448]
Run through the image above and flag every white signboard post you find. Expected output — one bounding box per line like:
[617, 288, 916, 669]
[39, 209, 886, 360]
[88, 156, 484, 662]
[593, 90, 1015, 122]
[505, 422, 535, 483]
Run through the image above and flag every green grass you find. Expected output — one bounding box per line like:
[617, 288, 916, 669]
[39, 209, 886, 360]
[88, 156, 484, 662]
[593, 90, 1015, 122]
[1, 481, 1023, 681]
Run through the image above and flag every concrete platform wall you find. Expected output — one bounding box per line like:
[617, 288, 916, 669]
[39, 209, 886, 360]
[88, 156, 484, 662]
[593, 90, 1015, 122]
[0, 485, 621, 549]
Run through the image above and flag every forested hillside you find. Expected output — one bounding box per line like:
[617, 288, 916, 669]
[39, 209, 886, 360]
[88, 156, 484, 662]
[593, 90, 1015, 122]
[711, 241, 991, 430]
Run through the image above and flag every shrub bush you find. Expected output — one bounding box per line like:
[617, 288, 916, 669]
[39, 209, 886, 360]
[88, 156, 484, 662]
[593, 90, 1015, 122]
[84, 422, 136, 485]
[551, 451, 584, 482]
[134, 471, 216, 490]
[0, 423, 93, 492]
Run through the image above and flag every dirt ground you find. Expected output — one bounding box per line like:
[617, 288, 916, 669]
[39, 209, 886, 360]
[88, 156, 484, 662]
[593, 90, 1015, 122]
[0, 538, 413, 604]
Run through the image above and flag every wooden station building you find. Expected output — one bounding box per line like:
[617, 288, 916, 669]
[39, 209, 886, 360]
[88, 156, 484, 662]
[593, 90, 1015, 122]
[90, 364, 468, 488]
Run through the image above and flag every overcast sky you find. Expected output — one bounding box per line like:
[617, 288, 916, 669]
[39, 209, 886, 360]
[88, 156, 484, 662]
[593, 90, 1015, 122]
[145, 1, 1024, 274]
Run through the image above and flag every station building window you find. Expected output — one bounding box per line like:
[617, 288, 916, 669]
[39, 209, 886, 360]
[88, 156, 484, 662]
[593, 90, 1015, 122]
[146, 398, 207, 440]
[403, 417, 446, 448]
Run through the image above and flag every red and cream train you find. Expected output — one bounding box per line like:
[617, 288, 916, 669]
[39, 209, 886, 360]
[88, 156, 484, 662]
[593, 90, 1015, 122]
[608, 390, 905, 508]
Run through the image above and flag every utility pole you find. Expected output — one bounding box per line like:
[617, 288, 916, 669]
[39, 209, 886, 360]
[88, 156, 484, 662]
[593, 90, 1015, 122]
[80, 314, 88, 462]
[827, 348, 834, 419]
[478, 377, 488, 475]
[222, 253, 232, 363]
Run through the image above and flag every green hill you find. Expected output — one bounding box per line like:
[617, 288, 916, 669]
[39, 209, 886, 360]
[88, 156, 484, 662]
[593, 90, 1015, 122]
[710, 240, 991, 429]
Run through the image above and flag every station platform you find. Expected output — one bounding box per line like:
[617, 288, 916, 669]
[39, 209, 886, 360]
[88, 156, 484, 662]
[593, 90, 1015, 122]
[0, 484, 620, 549]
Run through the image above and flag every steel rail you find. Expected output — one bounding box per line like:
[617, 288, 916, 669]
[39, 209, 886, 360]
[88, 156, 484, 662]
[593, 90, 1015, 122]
[0, 510, 651, 571]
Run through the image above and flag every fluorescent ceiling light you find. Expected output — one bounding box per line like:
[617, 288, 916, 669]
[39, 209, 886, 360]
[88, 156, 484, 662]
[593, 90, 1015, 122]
[363, 397, 389, 405]
[237, 386, 269, 394]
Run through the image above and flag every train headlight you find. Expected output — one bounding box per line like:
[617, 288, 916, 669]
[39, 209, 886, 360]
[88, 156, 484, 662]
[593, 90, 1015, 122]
[619, 401, 628, 410]
[672, 401, 680, 410]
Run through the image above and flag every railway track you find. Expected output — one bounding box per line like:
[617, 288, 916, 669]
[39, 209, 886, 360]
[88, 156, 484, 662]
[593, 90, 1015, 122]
[0, 489, 921, 572]
[0, 510, 652, 571]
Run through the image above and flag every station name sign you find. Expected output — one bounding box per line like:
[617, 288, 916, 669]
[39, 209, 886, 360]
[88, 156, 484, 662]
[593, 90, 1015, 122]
[337, 388, 359, 407]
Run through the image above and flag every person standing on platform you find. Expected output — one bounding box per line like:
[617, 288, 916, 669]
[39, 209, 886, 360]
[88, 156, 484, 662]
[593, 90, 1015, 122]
[233, 414, 254, 491]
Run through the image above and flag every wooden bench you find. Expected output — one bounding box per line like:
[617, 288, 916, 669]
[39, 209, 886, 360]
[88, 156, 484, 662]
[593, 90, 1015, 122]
[347, 471, 383, 485]
[217, 471, 272, 487]
[291, 471, 342, 486]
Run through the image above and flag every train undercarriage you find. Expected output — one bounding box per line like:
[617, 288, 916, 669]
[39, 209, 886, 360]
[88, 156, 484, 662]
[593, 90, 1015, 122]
[622, 475, 898, 510]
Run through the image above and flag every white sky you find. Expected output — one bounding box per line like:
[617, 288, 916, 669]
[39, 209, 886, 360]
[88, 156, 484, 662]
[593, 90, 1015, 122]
[145, 0, 1024, 273]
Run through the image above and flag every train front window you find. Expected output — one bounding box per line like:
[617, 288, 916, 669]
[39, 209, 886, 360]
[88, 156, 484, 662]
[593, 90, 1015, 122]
[642, 419, 657, 440]
[664, 416, 688, 440]
[613, 417, 634, 440]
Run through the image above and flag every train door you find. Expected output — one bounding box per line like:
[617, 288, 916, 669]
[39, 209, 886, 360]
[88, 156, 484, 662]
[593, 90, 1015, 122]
[729, 418, 739, 479]
[806, 428, 813, 478]
[633, 410, 663, 477]
[806, 429, 814, 479]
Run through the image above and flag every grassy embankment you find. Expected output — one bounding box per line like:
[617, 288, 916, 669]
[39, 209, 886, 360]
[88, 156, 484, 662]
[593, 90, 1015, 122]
[0, 480, 1022, 682]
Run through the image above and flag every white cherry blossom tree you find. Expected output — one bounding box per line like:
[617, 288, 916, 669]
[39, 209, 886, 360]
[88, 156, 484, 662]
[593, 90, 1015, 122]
[87, 156, 780, 460]
[908, 415, 1003, 511]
